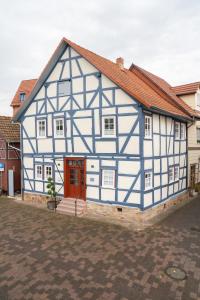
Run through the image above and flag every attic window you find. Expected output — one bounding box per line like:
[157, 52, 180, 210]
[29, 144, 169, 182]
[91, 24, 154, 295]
[58, 80, 71, 96]
[19, 92, 26, 102]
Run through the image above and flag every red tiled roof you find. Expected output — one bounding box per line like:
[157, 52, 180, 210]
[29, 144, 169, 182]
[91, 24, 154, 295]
[0, 116, 20, 142]
[62, 38, 194, 119]
[11, 79, 37, 107]
[14, 38, 197, 121]
[172, 82, 200, 96]
[130, 65, 199, 118]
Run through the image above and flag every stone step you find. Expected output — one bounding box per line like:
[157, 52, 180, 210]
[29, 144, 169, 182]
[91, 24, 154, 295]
[56, 198, 86, 216]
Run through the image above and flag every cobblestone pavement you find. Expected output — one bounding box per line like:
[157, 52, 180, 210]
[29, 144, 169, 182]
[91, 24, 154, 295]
[0, 197, 200, 300]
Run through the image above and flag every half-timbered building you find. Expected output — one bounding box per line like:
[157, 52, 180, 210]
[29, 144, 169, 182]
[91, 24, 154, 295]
[13, 38, 198, 224]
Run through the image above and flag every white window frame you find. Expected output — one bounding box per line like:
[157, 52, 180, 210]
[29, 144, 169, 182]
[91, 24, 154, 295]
[102, 169, 115, 189]
[37, 119, 46, 138]
[197, 127, 200, 144]
[175, 122, 180, 140]
[36, 165, 43, 180]
[144, 115, 152, 139]
[174, 165, 179, 181]
[180, 123, 185, 140]
[169, 166, 174, 183]
[45, 165, 52, 180]
[144, 171, 152, 190]
[58, 80, 71, 96]
[19, 92, 26, 102]
[102, 116, 116, 137]
[54, 118, 64, 137]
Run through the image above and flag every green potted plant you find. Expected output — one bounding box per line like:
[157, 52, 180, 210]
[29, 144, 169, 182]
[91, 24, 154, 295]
[46, 177, 57, 210]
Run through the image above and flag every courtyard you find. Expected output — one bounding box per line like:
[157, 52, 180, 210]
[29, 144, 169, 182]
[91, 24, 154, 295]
[0, 197, 199, 299]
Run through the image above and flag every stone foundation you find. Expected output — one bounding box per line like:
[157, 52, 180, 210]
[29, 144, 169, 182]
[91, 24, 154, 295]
[23, 191, 191, 229]
[85, 191, 190, 229]
[23, 192, 49, 206]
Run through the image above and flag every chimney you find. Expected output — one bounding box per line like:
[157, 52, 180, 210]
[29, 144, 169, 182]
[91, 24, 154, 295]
[116, 57, 124, 70]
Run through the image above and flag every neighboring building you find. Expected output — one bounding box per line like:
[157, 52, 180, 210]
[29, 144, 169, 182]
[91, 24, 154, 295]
[0, 116, 21, 194]
[10, 79, 37, 116]
[13, 38, 198, 225]
[173, 82, 200, 188]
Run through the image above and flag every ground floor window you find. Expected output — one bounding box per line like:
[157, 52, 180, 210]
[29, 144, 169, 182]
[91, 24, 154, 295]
[144, 171, 152, 190]
[102, 169, 115, 188]
[35, 164, 53, 180]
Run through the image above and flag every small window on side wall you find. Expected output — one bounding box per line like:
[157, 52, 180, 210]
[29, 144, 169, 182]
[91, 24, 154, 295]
[144, 115, 152, 138]
[20, 92, 26, 102]
[180, 124, 185, 140]
[37, 119, 46, 138]
[174, 166, 179, 181]
[169, 166, 174, 182]
[144, 171, 152, 190]
[102, 116, 116, 137]
[55, 119, 64, 137]
[175, 122, 180, 139]
[102, 169, 115, 188]
[58, 80, 71, 96]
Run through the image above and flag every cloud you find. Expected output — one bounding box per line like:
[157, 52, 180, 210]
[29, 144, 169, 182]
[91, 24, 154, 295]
[0, 0, 200, 115]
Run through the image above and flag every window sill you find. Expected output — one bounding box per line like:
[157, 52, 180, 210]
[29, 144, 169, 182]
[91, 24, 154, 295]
[37, 136, 47, 139]
[101, 186, 115, 190]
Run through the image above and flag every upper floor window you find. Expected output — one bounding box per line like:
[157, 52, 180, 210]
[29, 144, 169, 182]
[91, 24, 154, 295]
[197, 127, 200, 143]
[144, 171, 152, 190]
[19, 92, 26, 102]
[144, 115, 152, 138]
[36, 165, 42, 179]
[55, 119, 64, 137]
[37, 119, 46, 138]
[102, 169, 115, 188]
[180, 123, 185, 140]
[58, 80, 71, 96]
[102, 116, 116, 137]
[175, 122, 180, 139]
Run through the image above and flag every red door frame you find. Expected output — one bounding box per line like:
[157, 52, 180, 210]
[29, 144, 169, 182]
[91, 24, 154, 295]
[64, 157, 86, 201]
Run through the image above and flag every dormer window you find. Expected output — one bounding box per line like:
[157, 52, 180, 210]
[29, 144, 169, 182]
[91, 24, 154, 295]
[19, 92, 26, 102]
[196, 92, 200, 108]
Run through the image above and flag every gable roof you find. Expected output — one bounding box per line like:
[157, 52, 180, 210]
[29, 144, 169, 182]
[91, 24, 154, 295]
[130, 65, 200, 118]
[0, 116, 20, 142]
[11, 79, 37, 108]
[13, 38, 196, 122]
[173, 82, 200, 96]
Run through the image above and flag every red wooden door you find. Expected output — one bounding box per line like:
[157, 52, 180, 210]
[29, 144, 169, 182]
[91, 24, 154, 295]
[64, 158, 86, 200]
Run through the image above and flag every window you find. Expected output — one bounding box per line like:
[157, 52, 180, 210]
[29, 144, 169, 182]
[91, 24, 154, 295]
[196, 127, 200, 143]
[58, 80, 71, 96]
[19, 92, 25, 102]
[144, 172, 152, 190]
[180, 124, 185, 140]
[102, 117, 115, 137]
[175, 122, 180, 139]
[37, 119, 46, 138]
[36, 165, 42, 179]
[169, 166, 174, 182]
[174, 166, 179, 181]
[144, 116, 152, 138]
[196, 93, 200, 108]
[45, 166, 52, 180]
[55, 119, 64, 137]
[102, 169, 115, 188]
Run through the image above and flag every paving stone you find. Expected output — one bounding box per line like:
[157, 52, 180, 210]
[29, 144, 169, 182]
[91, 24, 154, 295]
[0, 197, 199, 299]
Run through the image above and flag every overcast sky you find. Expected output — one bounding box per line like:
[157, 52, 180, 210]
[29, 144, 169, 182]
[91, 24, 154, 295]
[0, 0, 200, 115]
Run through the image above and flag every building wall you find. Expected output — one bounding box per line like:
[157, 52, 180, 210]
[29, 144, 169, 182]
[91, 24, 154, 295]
[179, 93, 200, 185]
[0, 140, 21, 193]
[20, 45, 187, 210]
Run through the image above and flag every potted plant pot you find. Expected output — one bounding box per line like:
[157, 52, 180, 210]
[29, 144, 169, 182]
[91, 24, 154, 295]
[47, 200, 57, 210]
